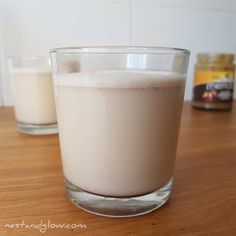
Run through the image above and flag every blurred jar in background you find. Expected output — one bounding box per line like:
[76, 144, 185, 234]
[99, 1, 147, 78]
[9, 57, 58, 135]
[192, 53, 235, 110]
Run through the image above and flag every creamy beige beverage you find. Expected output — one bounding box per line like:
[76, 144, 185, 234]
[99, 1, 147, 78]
[55, 71, 185, 197]
[12, 69, 57, 125]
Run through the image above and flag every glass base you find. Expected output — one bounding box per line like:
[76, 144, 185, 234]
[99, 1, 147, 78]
[17, 122, 58, 135]
[65, 178, 172, 218]
[192, 101, 232, 111]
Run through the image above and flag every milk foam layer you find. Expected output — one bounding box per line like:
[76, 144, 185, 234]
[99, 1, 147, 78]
[56, 71, 185, 88]
[11, 67, 51, 74]
[56, 70, 185, 197]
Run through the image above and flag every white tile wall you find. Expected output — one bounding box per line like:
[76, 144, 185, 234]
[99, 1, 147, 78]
[132, 0, 236, 100]
[134, 0, 236, 13]
[2, 0, 130, 57]
[0, 0, 236, 105]
[0, 1, 4, 106]
[0, 0, 130, 105]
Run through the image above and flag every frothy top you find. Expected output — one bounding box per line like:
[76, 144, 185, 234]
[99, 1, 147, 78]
[10, 68, 51, 74]
[56, 70, 185, 88]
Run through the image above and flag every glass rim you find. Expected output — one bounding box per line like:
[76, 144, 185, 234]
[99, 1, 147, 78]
[8, 56, 50, 64]
[50, 46, 190, 55]
[8, 56, 49, 60]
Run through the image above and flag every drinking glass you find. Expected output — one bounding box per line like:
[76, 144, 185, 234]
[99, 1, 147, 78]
[50, 46, 190, 217]
[9, 57, 58, 135]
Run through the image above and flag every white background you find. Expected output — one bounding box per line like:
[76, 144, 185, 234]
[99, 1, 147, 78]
[0, 0, 236, 106]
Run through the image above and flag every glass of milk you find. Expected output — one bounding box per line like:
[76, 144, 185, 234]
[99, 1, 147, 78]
[50, 47, 190, 217]
[9, 57, 58, 135]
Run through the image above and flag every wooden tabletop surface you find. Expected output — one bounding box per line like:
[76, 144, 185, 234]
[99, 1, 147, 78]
[0, 102, 235, 236]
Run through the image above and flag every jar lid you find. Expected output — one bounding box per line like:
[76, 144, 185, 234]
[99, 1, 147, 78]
[197, 53, 235, 64]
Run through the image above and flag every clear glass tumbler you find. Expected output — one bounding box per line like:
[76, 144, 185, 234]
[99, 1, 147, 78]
[9, 57, 58, 135]
[50, 47, 190, 217]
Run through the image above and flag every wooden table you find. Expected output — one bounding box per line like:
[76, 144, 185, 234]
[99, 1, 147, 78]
[0, 103, 235, 236]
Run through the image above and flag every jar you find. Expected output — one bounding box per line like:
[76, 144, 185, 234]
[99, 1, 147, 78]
[192, 53, 235, 110]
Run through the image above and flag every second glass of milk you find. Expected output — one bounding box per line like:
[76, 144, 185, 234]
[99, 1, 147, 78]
[50, 47, 190, 217]
[9, 57, 57, 135]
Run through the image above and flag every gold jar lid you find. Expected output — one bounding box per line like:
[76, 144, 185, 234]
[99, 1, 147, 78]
[197, 53, 235, 65]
